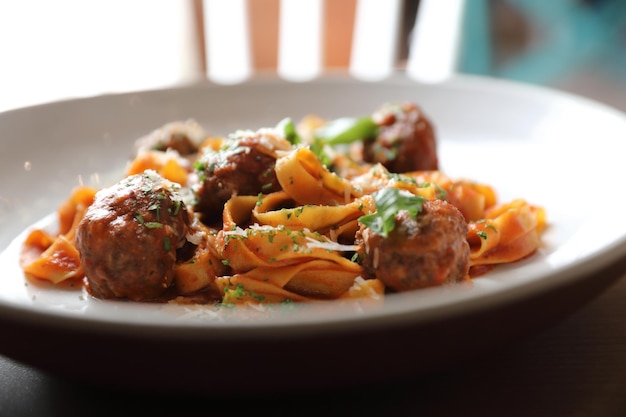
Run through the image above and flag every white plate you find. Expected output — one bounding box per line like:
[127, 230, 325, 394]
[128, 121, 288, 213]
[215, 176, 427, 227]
[1, 74, 626, 393]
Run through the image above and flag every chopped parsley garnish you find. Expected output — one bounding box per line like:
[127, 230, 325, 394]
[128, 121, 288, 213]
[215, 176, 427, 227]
[193, 160, 207, 181]
[230, 284, 247, 299]
[387, 172, 417, 185]
[192, 160, 205, 170]
[359, 187, 425, 237]
[477, 223, 498, 240]
[434, 183, 447, 199]
[168, 200, 181, 216]
[144, 221, 163, 229]
[147, 202, 161, 221]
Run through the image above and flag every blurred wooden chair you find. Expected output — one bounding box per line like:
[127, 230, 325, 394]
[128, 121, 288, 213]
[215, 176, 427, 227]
[0, 0, 470, 112]
[3, 0, 625, 114]
[199, 0, 468, 84]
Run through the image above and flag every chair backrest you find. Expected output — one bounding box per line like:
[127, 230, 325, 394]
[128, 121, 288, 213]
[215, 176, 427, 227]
[0, 0, 468, 112]
[200, 0, 467, 84]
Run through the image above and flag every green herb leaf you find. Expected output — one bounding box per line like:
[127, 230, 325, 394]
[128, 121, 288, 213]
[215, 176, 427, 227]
[310, 138, 334, 167]
[275, 117, 302, 145]
[144, 221, 163, 229]
[358, 188, 424, 237]
[309, 116, 379, 166]
[314, 116, 378, 145]
[169, 200, 181, 216]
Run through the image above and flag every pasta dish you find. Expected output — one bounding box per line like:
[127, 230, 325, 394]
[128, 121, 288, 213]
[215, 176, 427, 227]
[19, 101, 546, 307]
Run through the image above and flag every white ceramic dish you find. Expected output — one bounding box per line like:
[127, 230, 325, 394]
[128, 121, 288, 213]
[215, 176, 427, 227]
[1, 74, 626, 394]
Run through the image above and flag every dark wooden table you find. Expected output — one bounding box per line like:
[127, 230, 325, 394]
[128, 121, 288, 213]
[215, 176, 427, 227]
[2, 275, 626, 417]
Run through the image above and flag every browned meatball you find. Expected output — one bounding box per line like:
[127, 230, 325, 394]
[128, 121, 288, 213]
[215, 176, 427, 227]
[76, 170, 191, 301]
[359, 199, 469, 292]
[363, 102, 438, 172]
[133, 119, 208, 156]
[194, 130, 290, 224]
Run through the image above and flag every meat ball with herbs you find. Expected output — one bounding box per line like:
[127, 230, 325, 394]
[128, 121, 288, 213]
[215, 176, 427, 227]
[358, 197, 470, 292]
[194, 129, 291, 224]
[133, 119, 208, 157]
[76, 170, 192, 301]
[363, 102, 439, 173]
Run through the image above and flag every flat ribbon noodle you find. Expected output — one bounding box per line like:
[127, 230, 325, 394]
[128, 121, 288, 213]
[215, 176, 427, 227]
[174, 233, 225, 296]
[254, 191, 372, 234]
[275, 147, 359, 205]
[339, 277, 385, 301]
[351, 166, 458, 202]
[217, 224, 361, 273]
[215, 275, 310, 304]
[445, 181, 498, 221]
[468, 199, 546, 266]
[222, 259, 361, 300]
[21, 186, 97, 284]
[404, 170, 498, 221]
[22, 234, 83, 284]
[218, 190, 364, 301]
[126, 150, 189, 186]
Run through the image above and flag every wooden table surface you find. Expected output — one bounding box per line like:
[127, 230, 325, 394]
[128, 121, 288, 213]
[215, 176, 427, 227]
[2, 274, 626, 417]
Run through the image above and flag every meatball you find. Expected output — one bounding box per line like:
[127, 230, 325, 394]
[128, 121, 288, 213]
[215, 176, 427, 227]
[359, 199, 469, 292]
[194, 129, 291, 224]
[76, 170, 191, 301]
[363, 102, 438, 172]
[133, 119, 208, 157]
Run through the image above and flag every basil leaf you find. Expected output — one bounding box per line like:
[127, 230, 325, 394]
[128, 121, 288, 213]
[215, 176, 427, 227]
[359, 188, 424, 237]
[314, 116, 378, 145]
[275, 117, 301, 145]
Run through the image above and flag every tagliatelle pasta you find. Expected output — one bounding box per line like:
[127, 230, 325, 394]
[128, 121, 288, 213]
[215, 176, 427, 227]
[467, 199, 546, 266]
[253, 191, 370, 236]
[19, 101, 546, 307]
[275, 147, 361, 205]
[21, 186, 98, 285]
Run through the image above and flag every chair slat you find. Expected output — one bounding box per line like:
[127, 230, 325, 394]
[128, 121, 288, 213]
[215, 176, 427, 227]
[203, 0, 252, 84]
[249, 0, 281, 70]
[350, 0, 404, 81]
[407, 0, 466, 83]
[277, 0, 324, 81]
[200, 0, 466, 84]
[323, 0, 358, 69]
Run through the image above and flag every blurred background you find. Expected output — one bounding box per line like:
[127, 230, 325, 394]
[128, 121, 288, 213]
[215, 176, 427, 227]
[1, 0, 626, 113]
